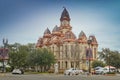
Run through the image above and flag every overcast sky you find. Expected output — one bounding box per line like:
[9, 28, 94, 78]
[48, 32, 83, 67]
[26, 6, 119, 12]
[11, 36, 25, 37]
[0, 0, 120, 51]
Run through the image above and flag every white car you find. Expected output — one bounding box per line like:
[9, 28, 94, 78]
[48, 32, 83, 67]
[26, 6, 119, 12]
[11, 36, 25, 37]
[95, 67, 116, 75]
[78, 69, 84, 74]
[103, 68, 116, 73]
[95, 67, 104, 74]
[64, 68, 79, 75]
[12, 69, 24, 74]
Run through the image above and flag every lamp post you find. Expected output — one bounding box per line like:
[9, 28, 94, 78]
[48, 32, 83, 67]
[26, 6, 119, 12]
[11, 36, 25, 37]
[87, 37, 92, 74]
[2, 38, 8, 73]
[108, 53, 110, 72]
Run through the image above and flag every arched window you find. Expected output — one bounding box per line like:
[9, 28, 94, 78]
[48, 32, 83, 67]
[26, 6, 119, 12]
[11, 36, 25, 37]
[71, 62, 74, 67]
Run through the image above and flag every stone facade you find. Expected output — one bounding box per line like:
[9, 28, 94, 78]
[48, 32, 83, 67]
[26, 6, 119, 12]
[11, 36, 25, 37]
[36, 8, 98, 71]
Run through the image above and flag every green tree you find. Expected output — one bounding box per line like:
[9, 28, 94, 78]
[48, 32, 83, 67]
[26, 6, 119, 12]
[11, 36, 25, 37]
[8, 43, 55, 72]
[98, 48, 120, 70]
[109, 51, 120, 71]
[8, 43, 28, 69]
[27, 48, 55, 72]
[92, 60, 105, 68]
[41, 48, 56, 72]
[98, 48, 111, 65]
[25, 43, 36, 66]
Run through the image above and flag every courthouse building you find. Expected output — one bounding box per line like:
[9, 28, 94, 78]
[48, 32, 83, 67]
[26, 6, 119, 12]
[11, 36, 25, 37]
[36, 8, 98, 71]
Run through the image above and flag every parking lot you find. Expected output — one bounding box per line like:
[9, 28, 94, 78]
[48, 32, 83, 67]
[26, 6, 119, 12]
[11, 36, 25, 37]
[0, 73, 120, 80]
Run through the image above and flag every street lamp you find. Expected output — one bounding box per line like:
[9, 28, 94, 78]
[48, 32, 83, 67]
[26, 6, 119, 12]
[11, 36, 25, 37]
[87, 36, 92, 74]
[108, 53, 110, 72]
[2, 38, 8, 73]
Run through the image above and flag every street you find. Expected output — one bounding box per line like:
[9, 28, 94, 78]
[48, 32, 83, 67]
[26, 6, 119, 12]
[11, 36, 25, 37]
[0, 73, 120, 80]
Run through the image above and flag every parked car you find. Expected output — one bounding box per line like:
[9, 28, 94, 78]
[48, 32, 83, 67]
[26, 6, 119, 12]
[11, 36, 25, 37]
[95, 67, 104, 74]
[103, 68, 116, 73]
[12, 69, 24, 74]
[104, 66, 116, 72]
[64, 68, 80, 75]
[78, 69, 84, 74]
[95, 66, 116, 75]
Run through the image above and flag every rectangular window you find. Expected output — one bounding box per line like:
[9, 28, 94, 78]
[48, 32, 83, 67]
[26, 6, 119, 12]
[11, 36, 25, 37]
[65, 45, 67, 58]
[94, 48, 96, 58]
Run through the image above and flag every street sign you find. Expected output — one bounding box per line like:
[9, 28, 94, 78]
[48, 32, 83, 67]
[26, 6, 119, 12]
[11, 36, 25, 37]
[86, 48, 93, 60]
[0, 48, 9, 60]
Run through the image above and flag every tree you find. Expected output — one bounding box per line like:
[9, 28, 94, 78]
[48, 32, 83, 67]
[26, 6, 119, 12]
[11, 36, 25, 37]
[92, 60, 105, 68]
[98, 48, 111, 65]
[25, 43, 36, 67]
[98, 48, 120, 70]
[8, 43, 56, 72]
[8, 43, 28, 69]
[42, 48, 56, 71]
[27, 48, 55, 72]
[109, 51, 120, 71]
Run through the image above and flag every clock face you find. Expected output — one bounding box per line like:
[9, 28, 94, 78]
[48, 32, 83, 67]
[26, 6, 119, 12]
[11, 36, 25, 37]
[62, 20, 68, 26]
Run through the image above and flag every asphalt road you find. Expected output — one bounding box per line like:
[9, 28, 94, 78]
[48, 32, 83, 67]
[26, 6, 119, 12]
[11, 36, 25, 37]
[0, 73, 120, 80]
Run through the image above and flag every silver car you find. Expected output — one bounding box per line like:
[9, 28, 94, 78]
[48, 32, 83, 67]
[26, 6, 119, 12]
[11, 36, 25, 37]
[12, 69, 24, 74]
[64, 68, 79, 75]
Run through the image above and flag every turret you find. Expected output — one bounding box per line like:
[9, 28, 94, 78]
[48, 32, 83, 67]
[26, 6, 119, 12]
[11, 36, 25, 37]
[60, 7, 72, 34]
[43, 28, 51, 38]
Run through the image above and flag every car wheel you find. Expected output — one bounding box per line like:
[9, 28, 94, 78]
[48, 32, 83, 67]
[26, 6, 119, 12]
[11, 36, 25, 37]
[101, 71, 103, 75]
[70, 72, 72, 76]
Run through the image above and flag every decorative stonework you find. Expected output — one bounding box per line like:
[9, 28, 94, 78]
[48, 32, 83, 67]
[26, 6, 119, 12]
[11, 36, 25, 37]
[36, 8, 98, 71]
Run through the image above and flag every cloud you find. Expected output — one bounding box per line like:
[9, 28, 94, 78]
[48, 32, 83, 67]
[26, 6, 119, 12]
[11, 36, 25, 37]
[70, 9, 120, 51]
[0, 1, 120, 52]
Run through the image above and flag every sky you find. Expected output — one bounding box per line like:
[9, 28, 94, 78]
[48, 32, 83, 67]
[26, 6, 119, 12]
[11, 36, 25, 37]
[0, 0, 120, 51]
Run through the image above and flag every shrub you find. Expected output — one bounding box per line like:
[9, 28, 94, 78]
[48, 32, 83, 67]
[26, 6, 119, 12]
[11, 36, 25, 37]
[6, 67, 12, 72]
[106, 72, 115, 74]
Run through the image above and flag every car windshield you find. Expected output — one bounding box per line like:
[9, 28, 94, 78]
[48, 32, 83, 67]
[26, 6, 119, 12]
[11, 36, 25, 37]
[95, 68, 99, 70]
[103, 68, 107, 70]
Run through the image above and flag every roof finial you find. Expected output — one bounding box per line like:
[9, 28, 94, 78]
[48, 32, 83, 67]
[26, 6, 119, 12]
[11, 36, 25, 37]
[63, 6, 66, 9]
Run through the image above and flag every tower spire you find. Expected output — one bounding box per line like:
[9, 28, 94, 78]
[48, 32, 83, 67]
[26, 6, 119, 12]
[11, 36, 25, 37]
[60, 7, 70, 21]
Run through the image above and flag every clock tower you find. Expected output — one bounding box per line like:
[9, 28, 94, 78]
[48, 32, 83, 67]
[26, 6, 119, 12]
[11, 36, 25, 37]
[60, 7, 72, 34]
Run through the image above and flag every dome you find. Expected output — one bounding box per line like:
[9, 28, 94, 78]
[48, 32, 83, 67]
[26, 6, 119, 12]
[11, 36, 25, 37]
[43, 28, 51, 38]
[52, 25, 59, 32]
[44, 28, 51, 34]
[52, 25, 61, 36]
[89, 35, 98, 44]
[78, 31, 87, 43]
[78, 31, 86, 39]
[64, 31, 76, 42]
